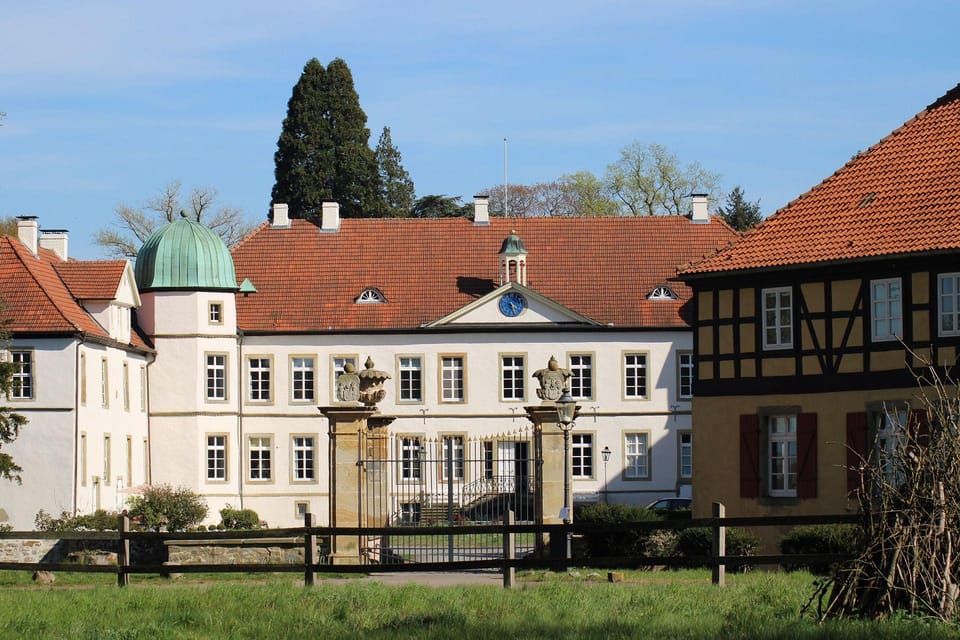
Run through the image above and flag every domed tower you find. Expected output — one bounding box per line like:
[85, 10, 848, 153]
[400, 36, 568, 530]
[135, 214, 240, 504]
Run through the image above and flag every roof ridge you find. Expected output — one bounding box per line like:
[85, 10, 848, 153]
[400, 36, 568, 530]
[926, 82, 960, 111]
[7, 237, 85, 333]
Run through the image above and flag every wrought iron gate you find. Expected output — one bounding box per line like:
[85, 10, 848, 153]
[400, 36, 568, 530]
[361, 427, 540, 564]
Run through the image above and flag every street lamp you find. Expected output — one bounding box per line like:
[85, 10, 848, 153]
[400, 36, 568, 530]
[601, 446, 611, 504]
[555, 388, 577, 522]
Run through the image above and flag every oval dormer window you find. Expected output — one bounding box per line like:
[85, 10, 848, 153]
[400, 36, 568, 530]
[356, 288, 386, 303]
[648, 286, 677, 300]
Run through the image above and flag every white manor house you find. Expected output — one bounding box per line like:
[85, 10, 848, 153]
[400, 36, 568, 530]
[0, 198, 737, 529]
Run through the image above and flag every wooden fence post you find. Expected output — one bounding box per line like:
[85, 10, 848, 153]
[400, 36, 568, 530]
[304, 512, 315, 587]
[712, 502, 725, 587]
[502, 510, 515, 588]
[117, 514, 130, 587]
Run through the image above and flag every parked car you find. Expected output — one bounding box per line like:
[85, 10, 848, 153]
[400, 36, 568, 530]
[645, 497, 692, 512]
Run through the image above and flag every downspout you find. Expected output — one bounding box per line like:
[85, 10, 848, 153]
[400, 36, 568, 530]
[237, 328, 244, 510]
[72, 335, 82, 515]
[145, 351, 153, 486]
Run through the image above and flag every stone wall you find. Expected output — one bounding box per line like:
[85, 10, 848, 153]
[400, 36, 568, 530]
[165, 538, 317, 565]
[0, 538, 118, 563]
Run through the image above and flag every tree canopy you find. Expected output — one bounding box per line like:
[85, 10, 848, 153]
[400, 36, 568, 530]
[94, 181, 255, 259]
[718, 185, 763, 231]
[375, 126, 415, 217]
[273, 58, 406, 220]
[411, 195, 472, 219]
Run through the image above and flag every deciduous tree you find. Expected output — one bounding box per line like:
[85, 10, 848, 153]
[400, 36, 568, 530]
[0, 312, 28, 484]
[94, 180, 255, 259]
[604, 142, 721, 216]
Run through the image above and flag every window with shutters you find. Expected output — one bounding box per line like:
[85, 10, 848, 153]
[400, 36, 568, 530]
[847, 404, 925, 495]
[739, 410, 817, 499]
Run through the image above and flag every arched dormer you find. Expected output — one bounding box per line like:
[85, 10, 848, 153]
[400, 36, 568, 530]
[499, 230, 527, 286]
[355, 288, 386, 303]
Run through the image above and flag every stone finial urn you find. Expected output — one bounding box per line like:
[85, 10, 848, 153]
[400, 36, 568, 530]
[358, 356, 391, 407]
[335, 363, 361, 403]
[532, 355, 571, 402]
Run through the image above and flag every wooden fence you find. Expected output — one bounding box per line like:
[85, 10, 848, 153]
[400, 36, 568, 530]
[0, 504, 862, 588]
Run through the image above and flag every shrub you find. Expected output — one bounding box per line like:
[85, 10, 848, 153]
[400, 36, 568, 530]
[127, 484, 208, 532]
[780, 524, 860, 575]
[34, 509, 119, 532]
[220, 506, 261, 530]
[676, 527, 760, 570]
[574, 503, 665, 559]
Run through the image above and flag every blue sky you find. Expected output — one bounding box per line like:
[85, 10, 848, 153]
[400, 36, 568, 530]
[2, 1, 958, 259]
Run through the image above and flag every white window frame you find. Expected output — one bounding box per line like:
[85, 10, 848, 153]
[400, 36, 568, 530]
[100, 357, 109, 408]
[623, 352, 648, 400]
[767, 414, 797, 497]
[399, 435, 423, 481]
[500, 354, 525, 401]
[677, 351, 694, 400]
[572, 433, 594, 479]
[122, 362, 130, 411]
[623, 432, 650, 480]
[208, 301, 223, 325]
[440, 355, 465, 403]
[206, 353, 227, 401]
[871, 277, 902, 342]
[247, 356, 272, 403]
[291, 435, 315, 482]
[10, 350, 33, 400]
[291, 356, 315, 403]
[103, 434, 112, 486]
[939, 273, 960, 336]
[139, 365, 147, 412]
[397, 355, 423, 403]
[248, 436, 272, 481]
[762, 286, 793, 350]
[568, 354, 593, 400]
[440, 434, 465, 480]
[207, 434, 227, 481]
[679, 431, 692, 479]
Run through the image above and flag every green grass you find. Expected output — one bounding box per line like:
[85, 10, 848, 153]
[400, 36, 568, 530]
[0, 570, 957, 639]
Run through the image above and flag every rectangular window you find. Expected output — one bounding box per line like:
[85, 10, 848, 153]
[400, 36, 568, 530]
[332, 356, 357, 376]
[440, 356, 465, 402]
[292, 436, 315, 481]
[483, 441, 494, 479]
[248, 357, 271, 402]
[569, 354, 593, 399]
[677, 351, 694, 400]
[291, 357, 315, 402]
[80, 353, 87, 405]
[209, 302, 222, 324]
[762, 287, 793, 349]
[103, 434, 112, 486]
[572, 433, 593, 478]
[207, 435, 226, 481]
[143, 437, 149, 483]
[400, 502, 421, 524]
[122, 362, 130, 411]
[870, 403, 908, 483]
[398, 356, 423, 402]
[441, 435, 465, 480]
[501, 355, 525, 401]
[939, 273, 960, 336]
[10, 350, 33, 400]
[768, 414, 797, 497]
[871, 278, 902, 341]
[679, 431, 693, 479]
[295, 501, 309, 519]
[125, 436, 133, 486]
[80, 432, 87, 487]
[140, 366, 147, 412]
[100, 358, 109, 407]
[206, 354, 227, 400]
[400, 436, 422, 480]
[249, 436, 272, 481]
[624, 432, 649, 480]
[623, 353, 648, 399]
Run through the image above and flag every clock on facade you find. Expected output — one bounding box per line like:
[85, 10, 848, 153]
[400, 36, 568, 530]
[498, 291, 527, 317]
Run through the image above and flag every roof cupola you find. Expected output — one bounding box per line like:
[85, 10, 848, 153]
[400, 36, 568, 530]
[134, 213, 238, 291]
[499, 229, 527, 286]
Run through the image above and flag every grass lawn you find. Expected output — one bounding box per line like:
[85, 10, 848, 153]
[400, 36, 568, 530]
[0, 569, 957, 639]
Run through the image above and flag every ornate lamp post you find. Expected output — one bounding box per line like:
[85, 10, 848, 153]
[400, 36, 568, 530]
[601, 446, 611, 504]
[555, 388, 578, 559]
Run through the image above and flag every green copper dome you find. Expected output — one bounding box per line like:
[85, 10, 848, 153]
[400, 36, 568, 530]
[499, 230, 527, 256]
[135, 214, 238, 291]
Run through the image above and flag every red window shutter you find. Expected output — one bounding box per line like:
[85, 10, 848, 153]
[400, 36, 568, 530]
[739, 414, 760, 498]
[796, 413, 817, 499]
[909, 409, 930, 447]
[846, 412, 868, 494]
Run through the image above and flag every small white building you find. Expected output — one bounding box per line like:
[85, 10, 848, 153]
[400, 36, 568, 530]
[0, 218, 151, 529]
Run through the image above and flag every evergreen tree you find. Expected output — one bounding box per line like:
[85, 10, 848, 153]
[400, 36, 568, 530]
[411, 195, 471, 218]
[718, 185, 763, 231]
[375, 127, 415, 217]
[272, 58, 381, 220]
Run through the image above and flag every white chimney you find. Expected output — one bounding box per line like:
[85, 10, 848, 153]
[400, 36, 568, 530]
[271, 203, 290, 228]
[321, 201, 340, 232]
[691, 193, 709, 224]
[473, 195, 490, 225]
[39, 230, 69, 260]
[16, 216, 39, 254]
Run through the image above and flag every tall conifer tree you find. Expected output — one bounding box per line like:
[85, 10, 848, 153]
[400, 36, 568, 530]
[375, 126, 415, 217]
[272, 58, 381, 219]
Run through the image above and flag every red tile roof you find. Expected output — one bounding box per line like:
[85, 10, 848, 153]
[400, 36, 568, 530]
[55, 261, 127, 300]
[232, 216, 739, 332]
[0, 237, 149, 350]
[682, 84, 960, 276]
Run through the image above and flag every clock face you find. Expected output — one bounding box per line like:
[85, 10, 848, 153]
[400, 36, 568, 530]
[499, 292, 527, 317]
